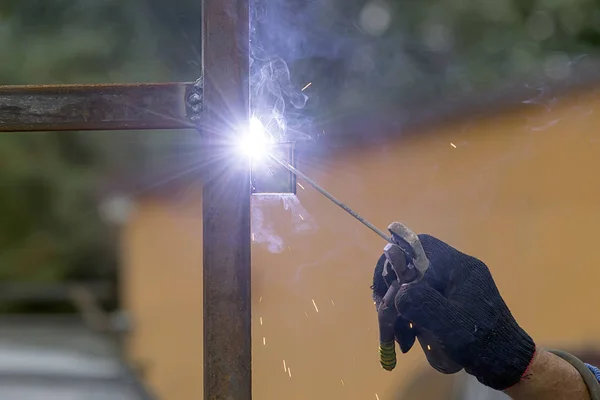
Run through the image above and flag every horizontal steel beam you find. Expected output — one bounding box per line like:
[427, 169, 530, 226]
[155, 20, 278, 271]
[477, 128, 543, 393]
[0, 82, 200, 132]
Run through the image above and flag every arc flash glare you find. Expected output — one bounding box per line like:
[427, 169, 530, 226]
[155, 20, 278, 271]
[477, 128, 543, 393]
[238, 116, 296, 195]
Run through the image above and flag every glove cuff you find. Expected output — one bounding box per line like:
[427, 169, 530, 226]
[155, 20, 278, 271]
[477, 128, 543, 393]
[469, 321, 536, 390]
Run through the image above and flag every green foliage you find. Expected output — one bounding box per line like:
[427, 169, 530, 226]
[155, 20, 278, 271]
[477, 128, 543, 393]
[0, 1, 198, 284]
[0, 131, 113, 282]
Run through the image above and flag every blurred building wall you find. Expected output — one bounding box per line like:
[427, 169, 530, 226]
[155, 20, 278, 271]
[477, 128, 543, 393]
[121, 87, 600, 400]
[121, 187, 203, 400]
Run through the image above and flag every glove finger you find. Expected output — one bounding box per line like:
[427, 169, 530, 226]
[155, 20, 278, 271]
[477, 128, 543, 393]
[394, 316, 416, 353]
[416, 331, 463, 374]
[416, 234, 455, 290]
[395, 281, 457, 337]
[418, 233, 461, 263]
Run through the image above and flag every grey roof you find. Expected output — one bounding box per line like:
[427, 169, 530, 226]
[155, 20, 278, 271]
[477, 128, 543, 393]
[0, 379, 140, 400]
[0, 316, 154, 400]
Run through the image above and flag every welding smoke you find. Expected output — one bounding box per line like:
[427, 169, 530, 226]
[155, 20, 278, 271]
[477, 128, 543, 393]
[281, 195, 318, 234]
[250, 56, 307, 141]
[251, 195, 318, 254]
[251, 202, 285, 253]
[247, 0, 406, 144]
[249, 0, 365, 142]
[250, 0, 304, 142]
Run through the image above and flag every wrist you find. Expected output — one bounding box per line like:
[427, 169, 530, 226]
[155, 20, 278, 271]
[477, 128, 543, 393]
[504, 347, 548, 395]
[505, 348, 591, 400]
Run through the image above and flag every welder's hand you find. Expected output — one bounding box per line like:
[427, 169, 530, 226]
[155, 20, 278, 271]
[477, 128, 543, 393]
[372, 234, 536, 391]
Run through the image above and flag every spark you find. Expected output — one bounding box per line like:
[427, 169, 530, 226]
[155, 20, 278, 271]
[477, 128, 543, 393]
[312, 299, 319, 312]
[297, 183, 305, 190]
[301, 82, 312, 91]
[259, 297, 263, 303]
[298, 214, 304, 221]
[427, 345, 431, 351]
[409, 322, 413, 329]
[450, 143, 457, 148]
[304, 312, 309, 318]
[263, 337, 266, 346]
[288, 368, 292, 378]
[330, 300, 335, 306]
[341, 379, 345, 386]
[283, 360, 287, 372]
[375, 394, 380, 400]
[260, 317, 263, 325]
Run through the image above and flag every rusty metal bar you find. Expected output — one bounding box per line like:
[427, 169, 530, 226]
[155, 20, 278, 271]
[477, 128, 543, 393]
[0, 82, 196, 132]
[201, 0, 251, 398]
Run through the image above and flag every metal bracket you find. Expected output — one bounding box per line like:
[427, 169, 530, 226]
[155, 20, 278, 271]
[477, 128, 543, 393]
[185, 77, 204, 124]
[251, 142, 297, 195]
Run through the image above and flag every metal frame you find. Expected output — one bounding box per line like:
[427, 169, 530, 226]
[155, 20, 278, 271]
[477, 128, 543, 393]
[201, 0, 252, 398]
[0, 0, 253, 398]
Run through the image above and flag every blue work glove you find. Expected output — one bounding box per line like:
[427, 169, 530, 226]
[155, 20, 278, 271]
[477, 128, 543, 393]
[372, 234, 536, 390]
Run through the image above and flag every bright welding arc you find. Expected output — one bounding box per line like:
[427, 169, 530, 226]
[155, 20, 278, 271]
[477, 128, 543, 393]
[238, 116, 271, 160]
[268, 154, 392, 243]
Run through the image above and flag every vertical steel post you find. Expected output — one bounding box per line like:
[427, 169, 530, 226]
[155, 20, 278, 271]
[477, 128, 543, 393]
[202, 0, 251, 398]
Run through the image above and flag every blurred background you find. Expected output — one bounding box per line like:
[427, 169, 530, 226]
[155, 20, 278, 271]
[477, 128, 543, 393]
[2, 0, 600, 399]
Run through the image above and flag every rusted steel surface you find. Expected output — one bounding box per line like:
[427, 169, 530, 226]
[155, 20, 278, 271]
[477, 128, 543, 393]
[201, 0, 251, 398]
[0, 83, 194, 132]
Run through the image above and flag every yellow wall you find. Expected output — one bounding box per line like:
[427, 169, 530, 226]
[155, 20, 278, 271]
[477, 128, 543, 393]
[121, 186, 204, 400]
[123, 88, 600, 400]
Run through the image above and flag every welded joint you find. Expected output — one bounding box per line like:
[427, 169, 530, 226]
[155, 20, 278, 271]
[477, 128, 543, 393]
[251, 142, 297, 195]
[185, 77, 204, 124]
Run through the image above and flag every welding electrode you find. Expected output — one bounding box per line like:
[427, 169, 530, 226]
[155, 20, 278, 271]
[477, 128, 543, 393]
[269, 155, 461, 373]
[268, 155, 392, 242]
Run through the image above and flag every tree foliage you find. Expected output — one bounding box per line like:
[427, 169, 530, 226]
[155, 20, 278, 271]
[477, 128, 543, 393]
[0, 0, 200, 282]
[275, 0, 600, 130]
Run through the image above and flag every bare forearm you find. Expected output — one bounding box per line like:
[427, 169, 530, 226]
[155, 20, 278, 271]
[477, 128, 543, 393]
[504, 348, 590, 400]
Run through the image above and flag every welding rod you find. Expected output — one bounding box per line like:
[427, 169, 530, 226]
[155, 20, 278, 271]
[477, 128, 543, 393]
[269, 155, 392, 243]
[267, 156, 460, 375]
